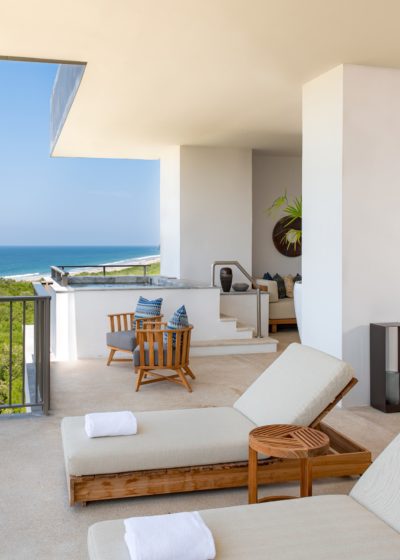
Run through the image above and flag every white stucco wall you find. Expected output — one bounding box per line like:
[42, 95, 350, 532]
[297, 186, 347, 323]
[302, 64, 400, 406]
[49, 284, 259, 360]
[302, 65, 343, 361]
[160, 146, 253, 284]
[160, 146, 181, 278]
[180, 146, 252, 284]
[252, 152, 302, 278]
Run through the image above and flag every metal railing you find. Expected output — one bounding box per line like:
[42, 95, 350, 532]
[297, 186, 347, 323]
[211, 260, 262, 338]
[51, 264, 152, 287]
[0, 284, 51, 415]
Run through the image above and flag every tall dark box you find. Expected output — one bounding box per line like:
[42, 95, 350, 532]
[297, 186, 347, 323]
[370, 323, 400, 413]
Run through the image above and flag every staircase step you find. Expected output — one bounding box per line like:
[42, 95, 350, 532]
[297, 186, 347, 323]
[191, 336, 278, 356]
[219, 314, 238, 323]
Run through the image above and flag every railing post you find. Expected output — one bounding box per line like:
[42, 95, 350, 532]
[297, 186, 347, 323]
[34, 293, 51, 415]
[42, 297, 51, 414]
[256, 287, 261, 338]
[211, 260, 263, 338]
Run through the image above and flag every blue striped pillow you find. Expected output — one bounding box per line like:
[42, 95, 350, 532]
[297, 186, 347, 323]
[163, 305, 189, 345]
[135, 296, 163, 319]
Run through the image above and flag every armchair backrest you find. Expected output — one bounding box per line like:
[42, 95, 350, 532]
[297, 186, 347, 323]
[108, 312, 162, 332]
[136, 322, 192, 368]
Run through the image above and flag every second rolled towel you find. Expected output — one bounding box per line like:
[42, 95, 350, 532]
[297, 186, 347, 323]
[85, 411, 137, 438]
[124, 511, 216, 560]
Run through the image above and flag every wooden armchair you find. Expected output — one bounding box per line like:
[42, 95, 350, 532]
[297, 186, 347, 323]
[134, 321, 195, 392]
[106, 312, 162, 366]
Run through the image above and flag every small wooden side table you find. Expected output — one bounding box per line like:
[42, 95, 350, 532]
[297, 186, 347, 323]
[248, 424, 330, 504]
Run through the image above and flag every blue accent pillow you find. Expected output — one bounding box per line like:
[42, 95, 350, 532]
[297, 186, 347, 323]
[164, 305, 189, 345]
[135, 296, 163, 319]
[263, 272, 273, 280]
[273, 273, 286, 299]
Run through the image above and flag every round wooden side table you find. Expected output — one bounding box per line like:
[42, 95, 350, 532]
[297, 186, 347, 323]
[248, 424, 330, 504]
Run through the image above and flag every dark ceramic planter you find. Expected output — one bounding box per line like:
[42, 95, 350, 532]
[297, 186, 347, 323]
[220, 267, 233, 292]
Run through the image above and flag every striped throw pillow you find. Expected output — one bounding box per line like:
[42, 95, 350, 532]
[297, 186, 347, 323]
[135, 296, 163, 319]
[163, 305, 189, 345]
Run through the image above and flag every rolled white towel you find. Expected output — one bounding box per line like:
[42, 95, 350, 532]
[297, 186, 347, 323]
[124, 511, 216, 560]
[85, 411, 137, 438]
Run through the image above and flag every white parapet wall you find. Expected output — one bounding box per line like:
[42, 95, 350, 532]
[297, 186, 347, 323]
[48, 279, 260, 360]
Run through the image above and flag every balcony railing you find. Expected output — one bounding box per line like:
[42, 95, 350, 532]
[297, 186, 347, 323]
[0, 284, 51, 415]
[51, 264, 153, 286]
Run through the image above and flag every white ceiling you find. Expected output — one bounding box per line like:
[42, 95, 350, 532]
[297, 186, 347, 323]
[1, 0, 400, 158]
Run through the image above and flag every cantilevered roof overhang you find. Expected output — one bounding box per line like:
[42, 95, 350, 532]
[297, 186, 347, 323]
[1, 0, 400, 159]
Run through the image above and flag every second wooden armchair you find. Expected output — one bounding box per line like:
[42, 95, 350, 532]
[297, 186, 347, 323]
[134, 321, 195, 392]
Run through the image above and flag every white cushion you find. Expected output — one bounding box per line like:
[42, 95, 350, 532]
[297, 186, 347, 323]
[269, 298, 295, 319]
[351, 432, 400, 533]
[88, 495, 400, 560]
[62, 407, 255, 477]
[256, 279, 278, 302]
[234, 343, 354, 427]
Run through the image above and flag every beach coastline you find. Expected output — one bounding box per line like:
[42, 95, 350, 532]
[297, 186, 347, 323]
[3, 254, 160, 282]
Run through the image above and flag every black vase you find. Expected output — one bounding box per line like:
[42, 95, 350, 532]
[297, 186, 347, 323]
[220, 267, 233, 292]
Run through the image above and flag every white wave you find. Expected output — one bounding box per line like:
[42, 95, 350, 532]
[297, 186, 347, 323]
[3, 272, 42, 279]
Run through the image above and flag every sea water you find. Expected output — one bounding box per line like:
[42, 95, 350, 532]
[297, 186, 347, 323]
[0, 245, 160, 278]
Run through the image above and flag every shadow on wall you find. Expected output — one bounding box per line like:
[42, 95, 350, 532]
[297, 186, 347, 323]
[342, 325, 370, 408]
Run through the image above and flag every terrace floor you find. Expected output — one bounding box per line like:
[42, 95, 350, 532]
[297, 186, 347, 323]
[2, 330, 400, 559]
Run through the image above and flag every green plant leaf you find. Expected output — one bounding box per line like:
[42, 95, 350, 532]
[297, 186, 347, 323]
[265, 192, 288, 216]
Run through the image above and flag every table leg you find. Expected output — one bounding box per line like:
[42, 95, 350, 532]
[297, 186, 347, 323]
[248, 446, 258, 504]
[300, 457, 312, 497]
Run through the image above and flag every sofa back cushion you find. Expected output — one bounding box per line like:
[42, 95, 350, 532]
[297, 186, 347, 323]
[350, 433, 400, 533]
[256, 280, 279, 303]
[273, 273, 286, 298]
[234, 343, 354, 426]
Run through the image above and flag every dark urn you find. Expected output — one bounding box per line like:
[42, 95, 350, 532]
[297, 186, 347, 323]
[220, 267, 233, 292]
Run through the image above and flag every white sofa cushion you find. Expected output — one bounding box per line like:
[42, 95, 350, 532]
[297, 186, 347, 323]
[62, 406, 255, 477]
[234, 343, 354, 427]
[269, 297, 295, 319]
[88, 495, 400, 560]
[256, 279, 279, 302]
[351, 432, 400, 533]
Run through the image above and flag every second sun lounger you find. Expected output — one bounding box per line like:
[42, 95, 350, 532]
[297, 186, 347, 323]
[87, 431, 400, 560]
[61, 343, 371, 505]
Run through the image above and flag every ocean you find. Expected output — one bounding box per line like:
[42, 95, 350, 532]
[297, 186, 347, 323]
[0, 245, 160, 278]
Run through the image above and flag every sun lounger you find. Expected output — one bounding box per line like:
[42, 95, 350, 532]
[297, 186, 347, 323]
[87, 431, 400, 559]
[61, 343, 371, 505]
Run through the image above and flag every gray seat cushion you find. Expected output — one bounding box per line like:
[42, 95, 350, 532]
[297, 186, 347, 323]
[87, 495, 400, 560]
[106, 330, 136, 352]
[133, 342, 175, 367]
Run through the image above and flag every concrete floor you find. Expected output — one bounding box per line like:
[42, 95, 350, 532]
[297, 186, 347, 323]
[1, 330, 400, 559]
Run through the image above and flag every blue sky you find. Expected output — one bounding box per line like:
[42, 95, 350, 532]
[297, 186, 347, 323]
[0, 61, 160, 246]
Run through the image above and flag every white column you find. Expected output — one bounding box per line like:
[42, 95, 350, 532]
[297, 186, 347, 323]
[303, 64, 400, 406]
[160, 146, 253, 284]
[159, 146, 181, 278]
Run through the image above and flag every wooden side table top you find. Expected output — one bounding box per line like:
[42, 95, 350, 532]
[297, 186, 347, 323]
[249, 424, 330, 459]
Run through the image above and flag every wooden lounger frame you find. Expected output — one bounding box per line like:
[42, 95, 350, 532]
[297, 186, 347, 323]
[68, 378, 372, 505]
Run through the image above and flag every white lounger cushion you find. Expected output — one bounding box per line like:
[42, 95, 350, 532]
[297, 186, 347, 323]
[351, 432, 400, 533]
[234, 343, 354, 426]
[62, 407, 255, 476]
[87, 495, 400, 560]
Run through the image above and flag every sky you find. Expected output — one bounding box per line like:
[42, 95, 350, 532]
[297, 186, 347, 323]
[0, 61, 160, 246]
